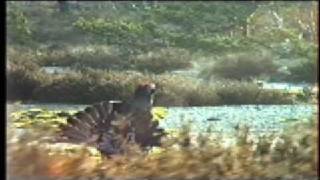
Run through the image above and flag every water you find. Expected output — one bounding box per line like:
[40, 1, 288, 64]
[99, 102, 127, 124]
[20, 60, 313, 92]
[7, 104, 317, 135]
[261, 82, 313, 93]
[160, 105, 317, 135]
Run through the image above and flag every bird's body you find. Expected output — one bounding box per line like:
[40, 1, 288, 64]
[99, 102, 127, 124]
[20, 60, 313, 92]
[58, 83, 165, 156]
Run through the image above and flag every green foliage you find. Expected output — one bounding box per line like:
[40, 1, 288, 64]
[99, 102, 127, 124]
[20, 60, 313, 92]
[6, 6, 33, 45]
[68, 2, 262, 56]
[200, 52, 279, 81]
[39, 47, 127, 70]
[213, 81, 293, 105]
[7, 2, 318, 60]
[32, 69, 141, 104]
[6, 49, 45, 101]
[6, 1, 318, 103]
[5, 2, 318, 178]
[10, 109, 70, 129]
[10, 107, 166, 130]
[6, 63, 294, 105]
[285, 59, 317, 83]
[248, 28, 317, 61]
[7, 68, 41, 101]
[15, 47, 193, 73]
[73, 17, 161, 56]
[132, 48, 192, 74]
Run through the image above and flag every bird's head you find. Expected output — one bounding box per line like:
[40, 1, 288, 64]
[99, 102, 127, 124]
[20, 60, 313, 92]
[132, 83, 157, 110]
[134, 83, 156, 98]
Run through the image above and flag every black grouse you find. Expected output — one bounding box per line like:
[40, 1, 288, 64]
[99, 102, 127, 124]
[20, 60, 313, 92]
[58, 83, 165, 156]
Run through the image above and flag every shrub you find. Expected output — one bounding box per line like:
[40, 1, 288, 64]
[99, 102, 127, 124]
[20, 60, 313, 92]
[285, 59, 317, 83]
[154, 77, 293, 106]
[185, 83, 220, 106]
[36, 47, 193, 74]
[132, 48, 193, 74]
[200, 52, 279, 81]
[38, 47, 127, 70]
[6, 6, 33, 46]
[7, 70, 37, 101]
[7, 64, 295, 105]
[7, 47, 41, 65]
[33, 68, 155, 104]
[6, 50, 48, 100]
[211, 81, 293, 105]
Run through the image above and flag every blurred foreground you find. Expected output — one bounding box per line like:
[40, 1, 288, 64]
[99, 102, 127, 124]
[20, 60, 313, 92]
[7, 108, 318, 180]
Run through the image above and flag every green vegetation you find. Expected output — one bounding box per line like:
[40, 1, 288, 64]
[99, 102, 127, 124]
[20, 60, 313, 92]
[200, 51, 278, 81]
[5, 2, 317, 105]
[9, 107, 168, 130]
[133, 48, 192, 74]
[6, 2, 318, 179]
[286, 59, 318, 83]
[7, 63, 295, 105]
[33, 47, 193, 74]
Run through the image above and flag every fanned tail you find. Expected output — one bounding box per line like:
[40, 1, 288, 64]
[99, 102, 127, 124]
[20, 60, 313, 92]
[57, 99, 166, 156]
[58, 101, 113, 144]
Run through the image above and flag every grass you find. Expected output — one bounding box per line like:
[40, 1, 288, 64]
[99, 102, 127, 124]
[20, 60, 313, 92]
[7, 45, 305, 106]
[7, 108, 318, 179]
[7, 60, 297, 105]
[133, 48, 193, 74]
[199, 51, 278, 81]
[6, 45, 313, 106]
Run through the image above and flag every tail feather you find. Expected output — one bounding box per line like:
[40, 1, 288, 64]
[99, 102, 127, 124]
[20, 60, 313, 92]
[84, 106, 100, 122]
[59, 101, 114, 144]
[63, 117, 93, 137]
[59, 124, 90, 142]
[84, 104, 109, 127]
[93, 102, 109, 124]
[74, 111, 98, 127]
[102, 101, 113, 114]
[57, 82, 166, 156]
[61, 128, 88, 143]
[67, 116, 92, 131]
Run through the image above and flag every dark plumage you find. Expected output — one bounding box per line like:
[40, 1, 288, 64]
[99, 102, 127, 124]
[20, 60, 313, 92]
[58, 83, 165, 156]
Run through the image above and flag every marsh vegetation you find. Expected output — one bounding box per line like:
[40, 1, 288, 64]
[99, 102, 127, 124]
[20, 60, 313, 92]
[6, 1, 318, 180]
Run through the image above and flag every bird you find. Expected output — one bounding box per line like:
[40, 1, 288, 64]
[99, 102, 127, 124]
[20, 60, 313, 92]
[57, 83, 165, 156]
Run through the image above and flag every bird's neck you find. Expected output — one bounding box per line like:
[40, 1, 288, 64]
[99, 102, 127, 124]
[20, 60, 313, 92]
[131, 95, 154, 111]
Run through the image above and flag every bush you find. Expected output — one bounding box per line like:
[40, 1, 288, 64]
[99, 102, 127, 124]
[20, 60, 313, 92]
[6, 6, 33, 46]
[154, 77, 293, 106]
[213, 81, 293, 105]
[6, 47, 47, 101]
[7, 64, 294, 105]
[33, 69, 147, 104]
[7, 60, 45, 101]
[38, 47, 128, 70]
[34, 47, 193, 74]
[132, 48, 193, 74]
[7, 47, 41, 65]
[285, 59, 317, 83]
[200, 52, 279, 81]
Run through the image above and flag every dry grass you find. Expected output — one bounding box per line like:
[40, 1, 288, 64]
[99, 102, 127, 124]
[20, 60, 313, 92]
[7, 114, 318, 180]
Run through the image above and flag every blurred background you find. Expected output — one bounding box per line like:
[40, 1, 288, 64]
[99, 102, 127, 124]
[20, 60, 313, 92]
[6, 1, 318, 105]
